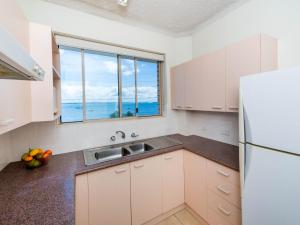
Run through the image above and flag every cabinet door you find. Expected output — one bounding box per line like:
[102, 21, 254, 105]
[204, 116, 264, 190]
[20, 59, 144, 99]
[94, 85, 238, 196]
[131, 156, 162, 225]
[30, 23, 55, 122]
[88, 164, 131, 225]
[75, 174, 89, 225]
[171, 64, 185, 109]
[199, 49, 226, 111]
[0, 0, 29, 51]
[184, 59, 200, 110]
[260, 34, 278, 72]
[162, 150, 184, 212]
[0, 80, 31, 135]
[184, 151, 207, 220]
[0, 0, 31, 135]
[185, 49, 226, 111]
[226, 35, 261, 112]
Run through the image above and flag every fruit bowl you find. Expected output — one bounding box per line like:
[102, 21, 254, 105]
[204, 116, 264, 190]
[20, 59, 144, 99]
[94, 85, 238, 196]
[21, 148, 53, 169]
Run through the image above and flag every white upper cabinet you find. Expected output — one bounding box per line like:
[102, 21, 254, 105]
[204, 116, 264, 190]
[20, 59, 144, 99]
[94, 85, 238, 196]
[171, 63, 186, 109]
[0, 0, 29, 51]
[226, 34, 277, 112]
[226, 35, 261, 112]
[171, 34, 277, 113]
[29, 23, 61, 122]
[185, 49, 226, 112]
[0, 0, 31, 135]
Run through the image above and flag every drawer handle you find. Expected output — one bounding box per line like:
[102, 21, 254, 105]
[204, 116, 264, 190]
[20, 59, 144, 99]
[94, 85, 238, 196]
[186, 106, 193, 109]
[176, 106, 182, 108]
[115, 168, 127, 174]
[134, 164, 144, 168]
[164, 156, 173, 160]
[217, 169, 230, 177]
[217, 185, 230, 195]
[229, 107, 239, 110]
[218, 204, 231, 216]
[212, 106, 223, 110]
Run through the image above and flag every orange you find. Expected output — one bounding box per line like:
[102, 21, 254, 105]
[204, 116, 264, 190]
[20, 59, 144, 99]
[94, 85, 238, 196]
[45, 149, 53, 155]
[24, 156, 33, 162]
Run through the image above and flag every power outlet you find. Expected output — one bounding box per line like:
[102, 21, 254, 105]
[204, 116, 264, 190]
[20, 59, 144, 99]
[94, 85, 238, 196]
[221, 130, 230, 137]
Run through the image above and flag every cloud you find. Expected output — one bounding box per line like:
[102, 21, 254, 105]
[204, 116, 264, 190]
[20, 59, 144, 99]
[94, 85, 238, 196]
[137, 86, 158, 102]
[61, 84, 82, 103]
[62, 84, 158, 103]
[85, 85, 118, 102]
[85, 57, 118, 76]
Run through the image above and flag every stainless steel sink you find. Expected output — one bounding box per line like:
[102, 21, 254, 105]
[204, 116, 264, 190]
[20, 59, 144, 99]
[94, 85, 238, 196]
[83, 146, 131, 165]
[83, 137, 182, 166]
[94, 147, 130, 161]
[128, 143, 154, 154]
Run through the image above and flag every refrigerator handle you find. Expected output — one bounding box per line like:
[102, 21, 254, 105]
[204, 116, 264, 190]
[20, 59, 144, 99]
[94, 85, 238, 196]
[239, 143, 245, 197]
[239, 88, 245, 142]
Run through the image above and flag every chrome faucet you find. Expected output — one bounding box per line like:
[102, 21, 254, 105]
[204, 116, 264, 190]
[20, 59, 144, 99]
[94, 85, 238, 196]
[131, 132, 139, 138]
[116, 130, 126, 139]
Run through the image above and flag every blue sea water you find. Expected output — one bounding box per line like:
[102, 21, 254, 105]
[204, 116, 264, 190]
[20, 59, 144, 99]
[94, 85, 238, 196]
[61, 102, 159, 122]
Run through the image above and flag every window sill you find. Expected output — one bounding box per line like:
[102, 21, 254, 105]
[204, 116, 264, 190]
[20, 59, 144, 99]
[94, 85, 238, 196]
[57, 114, 164, 126]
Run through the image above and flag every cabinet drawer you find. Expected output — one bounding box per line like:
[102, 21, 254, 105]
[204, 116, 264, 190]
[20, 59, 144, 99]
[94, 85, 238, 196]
[207, 160, 239, 186]
[208, 177, 241, 207]
[208, 190, 241, 225]
[207, 208, 232, 225]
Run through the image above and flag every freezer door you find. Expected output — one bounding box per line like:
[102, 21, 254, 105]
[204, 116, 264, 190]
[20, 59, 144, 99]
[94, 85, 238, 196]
[243, 144, 300, 225]
[241, 67, 300, 154]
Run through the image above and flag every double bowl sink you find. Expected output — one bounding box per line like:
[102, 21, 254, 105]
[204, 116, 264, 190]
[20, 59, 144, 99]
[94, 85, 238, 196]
[83, 137, 182, 166]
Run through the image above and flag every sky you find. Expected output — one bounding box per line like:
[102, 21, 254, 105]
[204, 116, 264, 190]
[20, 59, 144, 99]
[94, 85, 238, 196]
[60, 48, 159, 104]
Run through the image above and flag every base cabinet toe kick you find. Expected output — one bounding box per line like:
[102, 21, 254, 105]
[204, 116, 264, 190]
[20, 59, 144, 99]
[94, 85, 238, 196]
[75, 150, 240, 225]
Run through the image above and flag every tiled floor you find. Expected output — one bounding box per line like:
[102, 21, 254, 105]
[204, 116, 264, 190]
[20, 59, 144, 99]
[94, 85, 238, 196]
[155, 209, 208, 225]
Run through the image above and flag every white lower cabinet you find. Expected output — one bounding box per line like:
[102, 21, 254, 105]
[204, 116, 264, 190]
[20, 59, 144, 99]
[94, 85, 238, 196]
[75, 150, 240, 225]
[75, 174, 89, 225]
[88, 163, 131, 225]
[184, 151, 208, 221]
[162, 150, 184, 213]
[131, 155, 163, 225]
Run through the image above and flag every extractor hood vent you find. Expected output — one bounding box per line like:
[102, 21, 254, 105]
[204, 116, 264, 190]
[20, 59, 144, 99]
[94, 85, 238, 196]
[0, 26, 44, 81]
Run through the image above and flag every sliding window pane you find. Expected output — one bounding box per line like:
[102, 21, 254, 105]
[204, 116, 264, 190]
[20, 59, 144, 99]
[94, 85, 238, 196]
[60, 47, 83, 122]
[136, 60, 160, 116]
[121, 57, 136, 117]
[84, 51, 119, 119]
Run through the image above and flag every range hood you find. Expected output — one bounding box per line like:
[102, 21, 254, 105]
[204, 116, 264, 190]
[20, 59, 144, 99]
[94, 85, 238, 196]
[0, 26, 44, 81]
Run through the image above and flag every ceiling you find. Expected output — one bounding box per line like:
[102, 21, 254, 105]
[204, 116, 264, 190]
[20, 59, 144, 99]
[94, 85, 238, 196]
[43, 0, 247, 35]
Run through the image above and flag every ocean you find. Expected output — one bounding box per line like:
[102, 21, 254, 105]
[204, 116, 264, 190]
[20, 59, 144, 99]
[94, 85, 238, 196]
[61, 102, 159, 122]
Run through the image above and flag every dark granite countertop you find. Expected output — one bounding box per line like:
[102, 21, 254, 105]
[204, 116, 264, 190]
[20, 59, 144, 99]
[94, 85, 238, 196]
[0, 134, 238, 225]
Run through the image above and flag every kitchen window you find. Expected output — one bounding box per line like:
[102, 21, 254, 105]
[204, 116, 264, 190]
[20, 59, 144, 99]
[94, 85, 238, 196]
[59, 43, 162, 123]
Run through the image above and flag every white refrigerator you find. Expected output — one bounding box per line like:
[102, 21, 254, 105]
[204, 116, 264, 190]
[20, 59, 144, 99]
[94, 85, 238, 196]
[239, 67, 300, 225]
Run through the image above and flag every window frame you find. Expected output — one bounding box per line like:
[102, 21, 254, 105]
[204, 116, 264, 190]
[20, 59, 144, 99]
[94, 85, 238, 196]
[59, 46, 163, 124]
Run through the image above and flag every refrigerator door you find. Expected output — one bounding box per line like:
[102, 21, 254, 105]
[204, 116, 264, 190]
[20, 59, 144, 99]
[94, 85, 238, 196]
[240, 67, 300, 154]
[243, 144, 300, 225]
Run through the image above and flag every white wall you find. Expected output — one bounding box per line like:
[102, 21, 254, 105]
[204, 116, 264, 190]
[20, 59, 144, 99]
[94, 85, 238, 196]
[183, 0, 300, 145]
[0, 0, 192, 162]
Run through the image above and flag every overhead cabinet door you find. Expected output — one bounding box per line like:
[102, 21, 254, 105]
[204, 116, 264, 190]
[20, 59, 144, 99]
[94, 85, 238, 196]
[226, 35, 261, 112]
[185, 49, 226, 112]
[199, 49, 226, 111]
[171, 64, 185, 109]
